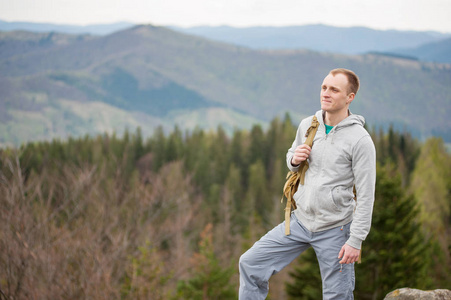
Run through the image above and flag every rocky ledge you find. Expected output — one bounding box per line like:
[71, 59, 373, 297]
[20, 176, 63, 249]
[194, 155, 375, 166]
[384, 288, 451, 299]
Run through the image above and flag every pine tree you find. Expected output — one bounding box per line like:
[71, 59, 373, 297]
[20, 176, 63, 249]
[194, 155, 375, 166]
[149, 126, 167, 171]
[175, 224, 237, 300]
[247, 124, 265, 166]
[409, 137, 451, 287]
[355, 165, 434, 299]
[132, 126, 145, 160]
[208, 125, 230, 186]
[166, 125, 184, 162]
[246, 160, 273, 227]
[121, 242, 172, 300]
[410, 137, 450, 242]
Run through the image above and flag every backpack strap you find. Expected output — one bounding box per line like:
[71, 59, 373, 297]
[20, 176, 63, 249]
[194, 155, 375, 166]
[282, 115, 320, 235]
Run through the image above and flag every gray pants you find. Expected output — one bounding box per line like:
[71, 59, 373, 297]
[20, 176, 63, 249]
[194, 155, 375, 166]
[239, 214, 355, 299]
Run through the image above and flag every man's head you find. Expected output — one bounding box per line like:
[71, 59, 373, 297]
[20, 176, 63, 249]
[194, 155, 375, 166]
[320, 68, 360, 115]
[329, 68, 360, 96]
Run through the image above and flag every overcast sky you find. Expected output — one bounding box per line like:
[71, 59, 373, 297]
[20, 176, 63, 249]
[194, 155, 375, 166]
[1, 0, 450, 33]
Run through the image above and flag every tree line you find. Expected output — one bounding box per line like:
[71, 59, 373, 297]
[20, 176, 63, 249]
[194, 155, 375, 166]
[0, 115, 450, 299]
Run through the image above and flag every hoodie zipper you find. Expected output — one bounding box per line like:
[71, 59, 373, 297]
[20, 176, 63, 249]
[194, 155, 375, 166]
[326, 121, 357, 144]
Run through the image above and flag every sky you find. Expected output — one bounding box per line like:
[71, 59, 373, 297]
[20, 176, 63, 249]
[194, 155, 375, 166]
[1, 0, 450, 33]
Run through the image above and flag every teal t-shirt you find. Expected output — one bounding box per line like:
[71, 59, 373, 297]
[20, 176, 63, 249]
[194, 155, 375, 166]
[325, 124, 334, 134]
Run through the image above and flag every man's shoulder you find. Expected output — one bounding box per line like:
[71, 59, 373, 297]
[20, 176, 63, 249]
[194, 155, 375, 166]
[338, 115, 374, 147]
[342, 125, 372, 143]
[348, 127, 375, 153]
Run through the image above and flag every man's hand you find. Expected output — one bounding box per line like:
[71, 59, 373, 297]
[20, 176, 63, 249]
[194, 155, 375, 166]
[338, 243, 360, 264]
[291, 144, 311, 166]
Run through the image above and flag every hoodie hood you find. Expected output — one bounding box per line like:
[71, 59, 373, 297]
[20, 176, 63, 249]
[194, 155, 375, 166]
[316, 110, 365, 130]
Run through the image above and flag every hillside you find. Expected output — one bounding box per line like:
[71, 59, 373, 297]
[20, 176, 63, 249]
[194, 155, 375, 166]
[0, 30, 98, 59]
[1, 25, 451, 146]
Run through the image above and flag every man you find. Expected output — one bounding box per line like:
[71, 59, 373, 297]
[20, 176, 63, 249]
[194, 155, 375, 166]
[239, 68, 376, 299]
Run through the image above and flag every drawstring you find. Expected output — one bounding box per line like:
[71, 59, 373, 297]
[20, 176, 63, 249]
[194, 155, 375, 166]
[339, 225, 344, 272]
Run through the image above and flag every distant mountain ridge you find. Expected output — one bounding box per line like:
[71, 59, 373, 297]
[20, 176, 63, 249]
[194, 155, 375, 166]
[390, 37, 451, 64]
[172, 25, 451, 55]
[2, 19, 450, 57]
[0, 24, 450, 147]
[0, 19, 134, 35]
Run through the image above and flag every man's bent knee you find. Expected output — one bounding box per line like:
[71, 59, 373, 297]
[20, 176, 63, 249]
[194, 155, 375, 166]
[239, 249, 269, 290]
[239, 251, 269, 300]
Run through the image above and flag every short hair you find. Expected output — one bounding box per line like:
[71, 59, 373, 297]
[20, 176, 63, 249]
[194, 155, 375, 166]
[330, 68, 360, 95]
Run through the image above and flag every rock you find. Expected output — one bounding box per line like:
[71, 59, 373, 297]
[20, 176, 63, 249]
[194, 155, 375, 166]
[384, 288, 451, 299]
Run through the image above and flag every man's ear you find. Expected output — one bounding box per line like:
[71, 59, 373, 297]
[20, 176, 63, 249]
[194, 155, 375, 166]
[347, 93, 355, 104]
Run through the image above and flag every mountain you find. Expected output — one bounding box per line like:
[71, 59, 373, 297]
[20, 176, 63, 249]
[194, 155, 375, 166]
[3, 19, 451, 60]
[3, 19, 450, 55]
[1, 25, 450, 147]
[0, 19, 134, 35]
[172, 25, 451, 55]
[390, 37, 451, 64]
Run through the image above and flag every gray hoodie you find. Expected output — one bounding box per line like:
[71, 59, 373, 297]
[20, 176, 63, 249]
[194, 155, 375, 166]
[286, 110, 376, 249]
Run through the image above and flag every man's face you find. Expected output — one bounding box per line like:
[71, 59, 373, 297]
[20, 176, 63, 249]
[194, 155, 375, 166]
[320, 73, 354, 114]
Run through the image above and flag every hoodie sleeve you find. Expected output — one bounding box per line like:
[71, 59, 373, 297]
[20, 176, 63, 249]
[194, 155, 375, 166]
[346, 134, 376, 249]
[286, 118, 308, 172]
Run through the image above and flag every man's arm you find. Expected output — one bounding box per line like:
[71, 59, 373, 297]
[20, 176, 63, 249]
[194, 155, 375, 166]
[347, 135, 377, 249]
[339, 134, 376, 264]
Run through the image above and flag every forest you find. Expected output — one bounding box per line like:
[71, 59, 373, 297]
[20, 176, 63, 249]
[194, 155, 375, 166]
[0, 114, 450, 299]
